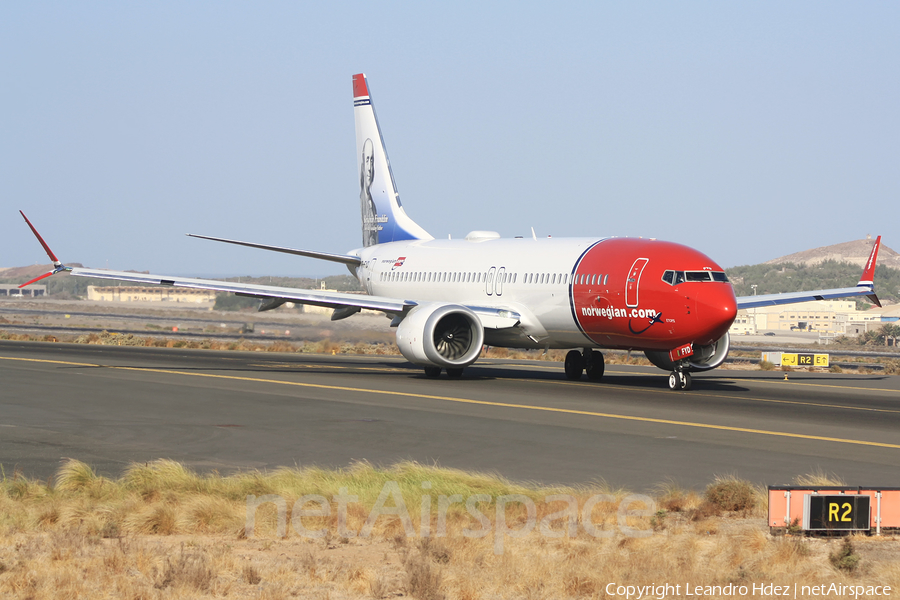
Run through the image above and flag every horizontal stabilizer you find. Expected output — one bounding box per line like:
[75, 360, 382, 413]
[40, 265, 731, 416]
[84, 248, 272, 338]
[187, 234, 362, 267]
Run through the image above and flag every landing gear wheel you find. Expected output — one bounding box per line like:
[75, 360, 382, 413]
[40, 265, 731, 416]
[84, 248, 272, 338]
[446, 367, 464, 378]
[668, 371, 692, 390]
[668, 372, 680, 390]
[585, 350, 605, 381]
[424, 366, 442, 378]
[564, 350, 584, 380]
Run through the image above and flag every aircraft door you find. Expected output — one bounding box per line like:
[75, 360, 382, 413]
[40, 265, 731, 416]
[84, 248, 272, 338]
[496, 267, 506, 296]
[486, 266, 496, 296]
[625, 258, 649, 308]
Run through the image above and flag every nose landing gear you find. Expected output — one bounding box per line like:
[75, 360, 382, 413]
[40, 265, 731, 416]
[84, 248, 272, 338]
[668, 366, 692, 391]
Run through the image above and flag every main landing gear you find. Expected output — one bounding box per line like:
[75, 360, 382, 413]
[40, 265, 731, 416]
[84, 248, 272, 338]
[564, 348, 605, 381]
[668, 365, 692, 391]
[423, 367, 464, 378]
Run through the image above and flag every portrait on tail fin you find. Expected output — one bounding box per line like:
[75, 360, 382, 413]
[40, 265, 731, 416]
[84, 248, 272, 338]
[359, 138, 378, 247]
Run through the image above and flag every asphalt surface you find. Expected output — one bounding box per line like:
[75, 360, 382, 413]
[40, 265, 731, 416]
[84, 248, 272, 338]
[2, 340, 899, 490]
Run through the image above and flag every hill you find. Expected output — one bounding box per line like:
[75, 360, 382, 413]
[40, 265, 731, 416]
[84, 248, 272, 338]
[726, 260, 900, 306]
[763, 236, 900, 270]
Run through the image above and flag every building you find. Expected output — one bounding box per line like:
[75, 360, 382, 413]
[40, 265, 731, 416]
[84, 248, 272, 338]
[0, 284, 47, 298]
[87, 285, 216, 304]
[729, 300, 881, 336]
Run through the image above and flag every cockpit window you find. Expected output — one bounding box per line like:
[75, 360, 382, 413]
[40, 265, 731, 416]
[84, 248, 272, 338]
[662, 270, 729, 285]
[685, 271, 711, 282]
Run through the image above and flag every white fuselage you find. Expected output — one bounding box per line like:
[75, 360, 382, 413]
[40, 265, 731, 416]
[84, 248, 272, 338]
[355, 236, 604, 349]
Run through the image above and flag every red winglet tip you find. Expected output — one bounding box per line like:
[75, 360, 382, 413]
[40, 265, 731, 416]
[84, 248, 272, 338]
[19, 211, 60, 264]
[352, 73, 369, 99]
[858, 235, 881, 286]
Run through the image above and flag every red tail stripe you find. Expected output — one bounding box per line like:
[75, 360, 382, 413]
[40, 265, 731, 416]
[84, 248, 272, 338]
[352, 73, 369, 98]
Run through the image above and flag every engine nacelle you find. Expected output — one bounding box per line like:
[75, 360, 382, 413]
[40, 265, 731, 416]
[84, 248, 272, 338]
[644, 332, 730, 373]
[396, 303, 485, 368]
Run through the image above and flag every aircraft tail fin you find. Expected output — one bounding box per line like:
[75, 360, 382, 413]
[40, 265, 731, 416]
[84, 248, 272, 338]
[353, 73, 432, 247]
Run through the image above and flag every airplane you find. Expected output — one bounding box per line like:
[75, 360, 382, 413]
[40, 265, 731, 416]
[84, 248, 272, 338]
[18, 73, 883, 391]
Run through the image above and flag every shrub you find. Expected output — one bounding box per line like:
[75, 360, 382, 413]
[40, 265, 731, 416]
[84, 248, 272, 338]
[704, 475, 756, 513]
[829, 538, 861, 573]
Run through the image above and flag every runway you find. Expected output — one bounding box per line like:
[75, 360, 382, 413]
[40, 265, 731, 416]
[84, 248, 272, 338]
[2, 340, 899, 490]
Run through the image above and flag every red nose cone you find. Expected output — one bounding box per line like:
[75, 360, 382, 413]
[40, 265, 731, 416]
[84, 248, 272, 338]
[696, 285, 738, 344]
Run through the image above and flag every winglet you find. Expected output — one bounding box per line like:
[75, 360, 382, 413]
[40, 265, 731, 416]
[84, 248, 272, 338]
[857, 235, 882, 307]
[20, 211, 61, 266]
[18, 211, 71, 288]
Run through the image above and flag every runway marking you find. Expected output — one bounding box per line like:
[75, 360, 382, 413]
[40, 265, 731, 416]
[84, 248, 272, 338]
[502, 377, 900, 415]
[248, 362, 413, 374]
[3, 355, 900, 450]
[700, 391, 900, 414]
[724, 376, 900, 394]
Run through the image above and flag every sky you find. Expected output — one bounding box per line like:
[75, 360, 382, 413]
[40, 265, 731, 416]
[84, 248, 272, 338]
[2, 2, 898, 277]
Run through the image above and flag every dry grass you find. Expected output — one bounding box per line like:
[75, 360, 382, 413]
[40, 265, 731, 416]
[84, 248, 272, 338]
[794, 469, 847, 487]
[1, 461, 899, 598]
[0, 329, 402, 356]
[3, 328, 899, 375]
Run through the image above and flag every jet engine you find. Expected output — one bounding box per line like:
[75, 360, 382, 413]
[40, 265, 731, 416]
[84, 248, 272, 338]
[644, 332, 730, 373]
[396, 303, 485, 368]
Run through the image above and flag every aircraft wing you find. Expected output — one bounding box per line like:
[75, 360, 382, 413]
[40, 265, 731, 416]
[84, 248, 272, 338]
[735, 236, 882, 310]
[17, 211, 522, 327]
[66, 266, 413, 313]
